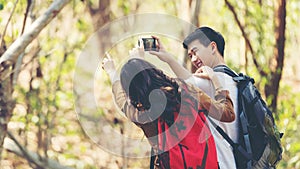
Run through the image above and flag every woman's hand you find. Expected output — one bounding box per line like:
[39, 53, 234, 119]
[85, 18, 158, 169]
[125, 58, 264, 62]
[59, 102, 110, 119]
[102, 55, 120, 83]
[129, 39, 145, 59]
[193, 66, 214, 80]
[194, 66, 223, 91]
[102, 54, 116, 74]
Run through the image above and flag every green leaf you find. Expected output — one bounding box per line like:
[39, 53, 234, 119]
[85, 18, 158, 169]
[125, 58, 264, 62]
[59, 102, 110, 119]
[0, 3, 3, 10]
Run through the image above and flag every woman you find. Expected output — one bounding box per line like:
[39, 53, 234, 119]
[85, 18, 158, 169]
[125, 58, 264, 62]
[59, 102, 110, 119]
[103, 56, 234, 169]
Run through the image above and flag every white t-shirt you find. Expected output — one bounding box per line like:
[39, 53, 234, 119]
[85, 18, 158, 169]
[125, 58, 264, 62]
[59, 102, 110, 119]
[186, 73, 238, 169]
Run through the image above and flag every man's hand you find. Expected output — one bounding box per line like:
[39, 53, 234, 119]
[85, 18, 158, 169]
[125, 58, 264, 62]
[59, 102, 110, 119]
[149, 36, 174, 63]
[147, 36, 192, 79]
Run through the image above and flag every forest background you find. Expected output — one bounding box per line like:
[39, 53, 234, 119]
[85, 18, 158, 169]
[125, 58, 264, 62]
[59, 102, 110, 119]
[0, 0, 299, 168]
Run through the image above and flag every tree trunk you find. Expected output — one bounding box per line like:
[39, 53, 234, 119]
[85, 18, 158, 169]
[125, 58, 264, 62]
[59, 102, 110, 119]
[0, 69, 14, 161]
[191, 0, 201, 73]
[265, 0, 286, 112]
[181, 0, 201, 72]
[85, 0, 111, 55]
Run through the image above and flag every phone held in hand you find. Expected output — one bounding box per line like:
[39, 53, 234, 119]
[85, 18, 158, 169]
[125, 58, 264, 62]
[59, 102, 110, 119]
[138, 38, 158, 51]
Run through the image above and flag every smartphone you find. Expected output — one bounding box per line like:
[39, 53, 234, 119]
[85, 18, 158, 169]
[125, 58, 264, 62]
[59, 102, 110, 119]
[138, 38, 157, 51]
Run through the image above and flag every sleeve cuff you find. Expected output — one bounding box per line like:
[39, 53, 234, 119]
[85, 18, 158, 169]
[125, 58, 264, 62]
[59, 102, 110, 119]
[108, 70, 120, 84]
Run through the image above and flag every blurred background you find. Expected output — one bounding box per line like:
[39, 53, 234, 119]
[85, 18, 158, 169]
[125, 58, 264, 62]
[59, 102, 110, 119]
[0, 0, 299, 168]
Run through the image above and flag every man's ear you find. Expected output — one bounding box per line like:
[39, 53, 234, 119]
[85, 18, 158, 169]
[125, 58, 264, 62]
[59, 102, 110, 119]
[210, 41, 217, 55]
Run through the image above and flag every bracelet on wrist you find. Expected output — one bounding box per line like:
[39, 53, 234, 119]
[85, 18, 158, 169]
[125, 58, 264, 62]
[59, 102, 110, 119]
[215, 86, 223, 91]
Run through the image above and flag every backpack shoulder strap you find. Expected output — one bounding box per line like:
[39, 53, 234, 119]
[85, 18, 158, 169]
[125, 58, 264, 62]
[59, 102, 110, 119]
[213, 65, 252, 83]
[213, 65, 238, 77]
[201, 110, 252, 161]
[150, 148, 155, 169]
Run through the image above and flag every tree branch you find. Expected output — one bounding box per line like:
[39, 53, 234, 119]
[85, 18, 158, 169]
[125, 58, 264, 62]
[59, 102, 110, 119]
[21, 0, 32, 35]
[4, 132, 73, 169]
[0, 0, 19, 50]
[0, 0, 70, 65]
[84, 0, 96, 16]
[224, 0, 267, 76]
[6, 131, 42, 168]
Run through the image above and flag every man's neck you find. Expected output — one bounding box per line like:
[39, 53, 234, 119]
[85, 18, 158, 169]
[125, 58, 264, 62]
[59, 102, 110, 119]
[210, 56, 226, 68]
[213, 62, 226, 68]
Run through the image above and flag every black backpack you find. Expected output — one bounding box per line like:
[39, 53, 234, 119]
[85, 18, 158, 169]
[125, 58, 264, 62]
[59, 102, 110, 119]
[210, 65, 283, 169]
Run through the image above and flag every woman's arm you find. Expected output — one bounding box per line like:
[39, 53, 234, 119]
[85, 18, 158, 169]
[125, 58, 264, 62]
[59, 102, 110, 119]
[102, 49, 159, 148]
[200, 89, 235, 122]
[185, 82, 235, 122]
[102, 49, 160, 125]
[112, 81, 156, 124]
[191, 66, 235, 122]
[111, 81, 158, 148]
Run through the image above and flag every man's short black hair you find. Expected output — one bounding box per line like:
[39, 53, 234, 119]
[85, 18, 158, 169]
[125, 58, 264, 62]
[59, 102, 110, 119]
[183, 26, 225, 57]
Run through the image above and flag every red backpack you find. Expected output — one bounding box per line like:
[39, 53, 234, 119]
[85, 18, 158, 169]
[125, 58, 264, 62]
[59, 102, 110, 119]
[154, 82, 218, 169]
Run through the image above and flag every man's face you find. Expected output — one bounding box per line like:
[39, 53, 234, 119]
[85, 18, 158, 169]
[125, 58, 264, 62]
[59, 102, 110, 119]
[187, 40, 213, 69]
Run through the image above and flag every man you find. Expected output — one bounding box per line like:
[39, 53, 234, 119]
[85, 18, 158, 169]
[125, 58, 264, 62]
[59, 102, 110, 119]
[102, 46, 235, 169]
[149, 26, 238, 169]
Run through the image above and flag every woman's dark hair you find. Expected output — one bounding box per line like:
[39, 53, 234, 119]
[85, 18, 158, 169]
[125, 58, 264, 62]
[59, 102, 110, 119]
[120, 58, 181, 124]
[183, 26, 225, 57]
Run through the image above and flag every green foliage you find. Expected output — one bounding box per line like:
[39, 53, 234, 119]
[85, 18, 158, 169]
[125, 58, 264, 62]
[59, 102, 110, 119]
[276, 86, 300, 169]
[76, 19, 90, 32]
[0, 0, 5, 11]
[118, 0, 130, 15]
